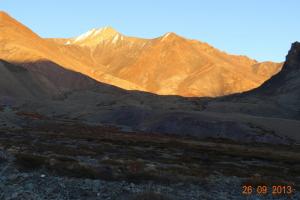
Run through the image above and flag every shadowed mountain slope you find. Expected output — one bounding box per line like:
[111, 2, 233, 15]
[1, 11, 282, 97]
[206, 42, 300, 122]
[0, 59, 101, 100]
[1, 11, 299, 144]
[249, 42, 300, 118]
[0, 12, 143, 92]
[236, 42, 300, 118]
[254, 42, 300, 96]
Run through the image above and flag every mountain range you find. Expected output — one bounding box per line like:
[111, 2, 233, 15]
[0, 11, 299, 144]
[0, 11, 282, 97]
[1, 8, 300, 200]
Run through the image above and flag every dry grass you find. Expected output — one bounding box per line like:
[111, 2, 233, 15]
[2, 123, 299, 184]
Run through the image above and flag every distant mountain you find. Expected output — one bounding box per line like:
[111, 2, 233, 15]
[55, 28, 282, 97]
[0, 11, 143, 92]
[1, 11, 299, 143]
[69, 26, 125, 47]
[1, 11, 282, 97]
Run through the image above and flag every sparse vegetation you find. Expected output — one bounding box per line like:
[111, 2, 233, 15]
[2, 122, 298, 186]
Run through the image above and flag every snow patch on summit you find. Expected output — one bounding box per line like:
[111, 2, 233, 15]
[161, 32, 179, 42]
[74, 28, 97, 42]
[112, 34, 119, 44]
[161, 32, 172, 41]
[71, 27, 122, 46]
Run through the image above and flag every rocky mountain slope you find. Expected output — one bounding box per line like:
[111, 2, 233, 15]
[53, 27, 282, 97]
[254, 42, 300, 101]
[0, 59, 100, 101]
[0, 11, 299, 144]
[208, 42, 300, 120]
[1, 11, 281, 97]
[0, 10, 299, 200]
[249, 42, 300, 119]
[0, 11, 143, 92]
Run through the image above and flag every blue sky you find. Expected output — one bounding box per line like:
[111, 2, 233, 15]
[1, 0, 299, 62]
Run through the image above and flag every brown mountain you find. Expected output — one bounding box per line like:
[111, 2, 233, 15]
[0, 10, 299, 143]
[1, 11, 282, 97]
[0, 12, 143, 91]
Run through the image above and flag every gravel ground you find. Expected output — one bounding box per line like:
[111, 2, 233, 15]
[0, 137, 300, 200]
[0, 162, 299, 200]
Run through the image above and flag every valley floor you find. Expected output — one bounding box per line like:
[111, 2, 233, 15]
[0, 121, 299, 199]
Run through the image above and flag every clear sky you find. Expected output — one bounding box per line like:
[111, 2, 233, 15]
[1, 0, 299, 62]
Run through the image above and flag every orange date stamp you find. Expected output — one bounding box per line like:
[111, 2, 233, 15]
[242, 184, 295, 196]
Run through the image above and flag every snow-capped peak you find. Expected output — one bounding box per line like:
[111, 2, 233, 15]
[74, 28, 98, 42]
[72, 26, 122, 46]
[112, 34, 119, 44]
[161, 32, 179, 41]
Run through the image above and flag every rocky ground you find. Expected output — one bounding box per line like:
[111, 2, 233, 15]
[0, 117, 299, 199]
[2, 166, 294, 200]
